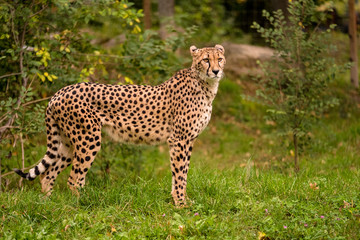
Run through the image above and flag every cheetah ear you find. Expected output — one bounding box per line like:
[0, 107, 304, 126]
[215, 44, 225, 54]
[190, 45, 199, 56]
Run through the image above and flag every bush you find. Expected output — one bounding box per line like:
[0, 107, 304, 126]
[251, 0, 349, 172]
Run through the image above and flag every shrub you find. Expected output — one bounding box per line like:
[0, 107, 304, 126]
[251, 0, 349, 172]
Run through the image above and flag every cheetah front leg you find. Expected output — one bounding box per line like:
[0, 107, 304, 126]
[167, 138, 194, 206]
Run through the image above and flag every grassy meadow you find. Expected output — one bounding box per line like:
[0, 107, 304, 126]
[1, 77, 360, 239]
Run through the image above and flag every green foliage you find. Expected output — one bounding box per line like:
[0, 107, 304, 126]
[175, 0, 232, 43]
[251, 0, 349, 170]
[0, 0, 195, 177]
[0, 0, 143, 140]
[113, 26, 198, 84]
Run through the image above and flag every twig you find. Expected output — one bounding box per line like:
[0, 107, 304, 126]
[19, 133, 24, 188]
[22, 97, 51, 107]
[0, 72, 22, 79]
[10, 8, 19, 47]
[19, 22, 29, 87]
[0, 74, 36, 138]
[0, 117, 16, 141]
[0, 126, 20, 131]
[0, 95, 48, 125]
[28, 4, 48, 19]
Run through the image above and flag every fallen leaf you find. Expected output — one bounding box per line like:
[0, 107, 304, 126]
[309, 182, 319, 190]
[64, 225, 70, 231]
[258, 231, 268, 240]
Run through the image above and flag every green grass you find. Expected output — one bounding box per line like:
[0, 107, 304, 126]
[1, 160, 359, 239]
[1, 78, 360, 239]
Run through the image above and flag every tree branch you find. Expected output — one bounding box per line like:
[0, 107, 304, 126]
[10, 7, 19, 47]
[0, 72, 22, 79]
[22, 97, 51, 107]
[28, 4, 48, 19]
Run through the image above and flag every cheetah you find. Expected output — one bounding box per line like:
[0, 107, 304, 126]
[15, 44, 226, 206]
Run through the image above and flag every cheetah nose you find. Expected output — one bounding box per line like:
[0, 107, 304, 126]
[212, 70, 219, 75]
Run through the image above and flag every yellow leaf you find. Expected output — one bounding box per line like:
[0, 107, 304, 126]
[123, 4, 127, 8]
[124, 76, 133, 84]
[94, 50, 100, 55]
[44, 72, 49, 77]
[258, 231, 267, 240]
[60, 45, 65, 51]
[135, 18, 140, 23]
[65, 47, 70, 53]
[132, 25, 141, 34]
[298, 22, 305, 29]
[290, 150, 294, 157]
[0, 34, 10, 39]
[51, 74, 58, 80]
[37, 73, 45, 82]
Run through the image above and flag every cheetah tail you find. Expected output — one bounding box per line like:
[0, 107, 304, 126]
[13, 152, 56, 181]
[13, 168, 36, 181]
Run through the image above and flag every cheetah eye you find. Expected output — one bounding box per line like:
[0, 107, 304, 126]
[218, 58, 223, 63]
[203, 58, 209, 63]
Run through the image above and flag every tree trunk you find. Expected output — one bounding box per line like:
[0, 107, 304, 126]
[158, 0, 174, 39]
[349, 0, 359, 88]
[143, 0, 152, 30]
[293, 133, 299, 173]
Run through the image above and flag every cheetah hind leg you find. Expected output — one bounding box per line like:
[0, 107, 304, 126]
[40, 141, 73, 196]
[67, 130, 101, 195]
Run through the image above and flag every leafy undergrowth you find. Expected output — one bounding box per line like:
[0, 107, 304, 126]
[1, 78, 360, 239]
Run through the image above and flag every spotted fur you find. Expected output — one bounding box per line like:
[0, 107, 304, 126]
[15, 44, 226, 205]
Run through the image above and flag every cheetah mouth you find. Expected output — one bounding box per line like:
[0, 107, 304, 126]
[209, 75, 222, 80]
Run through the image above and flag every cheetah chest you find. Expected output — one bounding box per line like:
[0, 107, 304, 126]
[195, 102, 212, 135]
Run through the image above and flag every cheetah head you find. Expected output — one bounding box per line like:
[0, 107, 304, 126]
[190, 44, 226, 82]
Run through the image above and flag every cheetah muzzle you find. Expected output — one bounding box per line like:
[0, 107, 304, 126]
[15, 44, 226, 206]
